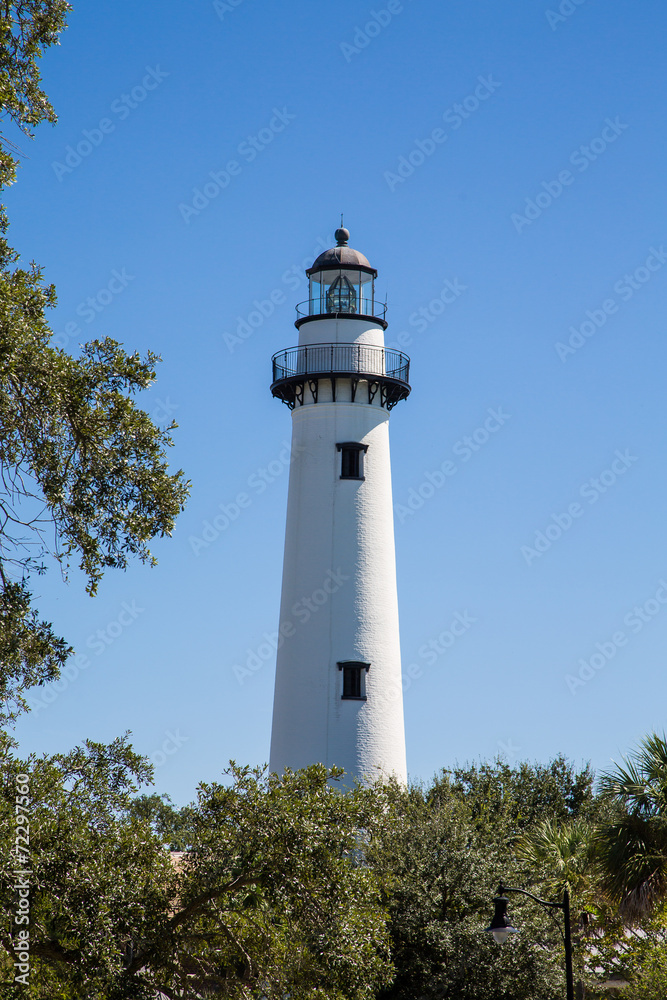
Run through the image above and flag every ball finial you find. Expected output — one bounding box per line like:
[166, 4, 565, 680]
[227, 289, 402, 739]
[335, 226, 350, 246]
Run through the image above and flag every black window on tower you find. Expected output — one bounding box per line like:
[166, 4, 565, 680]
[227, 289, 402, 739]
[337, 442, 368, 480]
[338, 661, 370, 700]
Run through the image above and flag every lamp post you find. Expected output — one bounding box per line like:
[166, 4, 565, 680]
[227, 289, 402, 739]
[485, 881, 574, 1000]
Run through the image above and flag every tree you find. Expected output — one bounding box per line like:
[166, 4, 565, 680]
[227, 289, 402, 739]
[620, 919, 667, 1000]
[435, 755, 597, 838]
[596, 732, 667, 919]
[513, 736, 667, 995]
[365, 763, 587, 1000]
[0, 1, 189, 723]
[141, 765, 392, 1000]
[515, 816, 614, 997]
[0, 0, 70, 188]
[125, 792, 196, 852]
[516, 817, 600, 907]
[0, 749, 393, 999]
[0, 731, 174, 999]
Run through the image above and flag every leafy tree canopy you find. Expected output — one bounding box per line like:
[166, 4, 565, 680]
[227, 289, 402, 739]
[428, 754, 597, 840]
[367, 767, 577, 1000]
[596, 732, 667, 919]
[0, 0, 189, 724]
[125, 792, 197, 852]
[0, 0, 71, 186]
[0, 750, 393, 999]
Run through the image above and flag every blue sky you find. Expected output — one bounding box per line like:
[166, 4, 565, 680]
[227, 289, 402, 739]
[9, 0, 667, 803]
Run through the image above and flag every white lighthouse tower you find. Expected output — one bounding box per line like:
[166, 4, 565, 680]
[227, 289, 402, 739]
[268, 226, 410, 785]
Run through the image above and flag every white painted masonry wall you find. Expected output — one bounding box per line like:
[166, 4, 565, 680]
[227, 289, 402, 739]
[297, 316, 384, 348]
[269, 315, 407, 785]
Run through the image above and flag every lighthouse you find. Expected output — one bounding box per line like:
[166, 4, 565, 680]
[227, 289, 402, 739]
[268, 226, 410, 785]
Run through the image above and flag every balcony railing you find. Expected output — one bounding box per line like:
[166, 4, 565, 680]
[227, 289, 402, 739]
[271, 343, 410, 410]
[295, 297, 387, 327]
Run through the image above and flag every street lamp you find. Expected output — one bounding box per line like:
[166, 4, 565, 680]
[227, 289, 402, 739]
[485, 881, 574, 1000]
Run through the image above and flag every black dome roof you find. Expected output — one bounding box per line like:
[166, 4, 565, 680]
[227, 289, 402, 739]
[307, 227, 376, 276]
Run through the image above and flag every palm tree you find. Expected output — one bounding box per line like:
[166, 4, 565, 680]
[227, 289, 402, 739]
[515, 816, 599, 906]
[596, 732, 667, 919]
[515, 817, 607, 998]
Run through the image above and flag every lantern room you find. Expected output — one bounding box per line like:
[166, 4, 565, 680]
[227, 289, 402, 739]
[295, 227, 387, 328]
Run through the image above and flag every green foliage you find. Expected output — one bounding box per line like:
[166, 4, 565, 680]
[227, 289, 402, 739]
[5, 742, 667, 999]
[515, 816, 600, 904]
[0, 253, 190, 718]
[0, 301, 190, 591]
[125, 792, 196, 851]
[0, 581, 71, 722]
[434, 754, 597, 840]
[0, 1, 189, 723]
[596, 732, 667, 918]
[142, 764, 393, 1000]
[0, 0, 71, 187]
[0, 753, 393, 999]
[0, 733, 173, 999]
[585, 901, 667, 999]
[367, 770, 572, 1000]
[514, 815, 615, 995]
[620, 937, 667, 999]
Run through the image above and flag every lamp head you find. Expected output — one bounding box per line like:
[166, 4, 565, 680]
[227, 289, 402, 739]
[485, 894, 519, 945]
